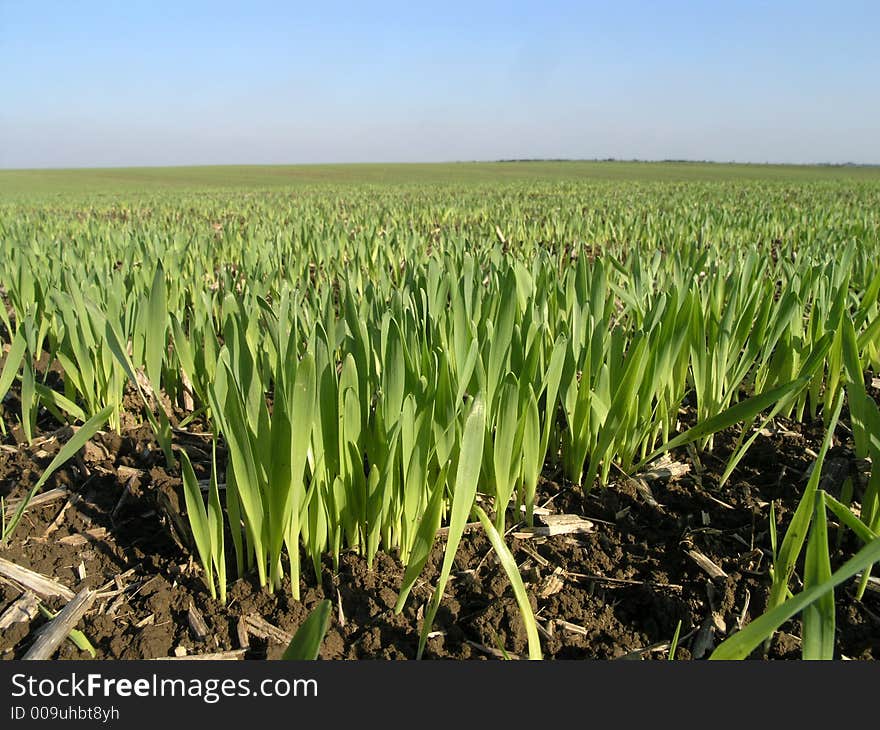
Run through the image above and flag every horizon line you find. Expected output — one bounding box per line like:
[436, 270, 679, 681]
[2, 157, 879, 174]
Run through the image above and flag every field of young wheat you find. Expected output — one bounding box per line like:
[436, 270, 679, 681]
[1, 161, 878, 660]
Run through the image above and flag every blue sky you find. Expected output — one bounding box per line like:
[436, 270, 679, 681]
[1, 0, 878, 168]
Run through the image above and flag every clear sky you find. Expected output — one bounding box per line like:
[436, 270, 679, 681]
[1, 0, 878, 169]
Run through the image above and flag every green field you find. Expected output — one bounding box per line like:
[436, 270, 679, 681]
[3, 160, 880, 199]
[2, 160, 880, 659]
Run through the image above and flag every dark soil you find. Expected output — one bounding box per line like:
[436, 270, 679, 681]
[1, 392, 878, 661]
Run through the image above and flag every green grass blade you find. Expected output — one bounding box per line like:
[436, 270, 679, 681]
[207, 440, 226, 604]
[668, 620, 682, 661]
[3, 403, 114, 543]
[20, 363, 36, 443]
[636, 376, 812, 471]
[824, 494, 879, 544]
[282, 599, 332, 660]
[37, 604, 96, 658]
[0, 329, 26, 402]
[33, 383, 86, 423]
[395, 463, 449, 613]
[710, 535, 880, 660]
[103, 318, 175, 465]
[802, 491, 834, 659]
[417, 396, 486, 659]
[145, 263, 167, 392]
[179, 450, 216, 599]
[767, 393, 843, 613]
[474, 505, 542, 659]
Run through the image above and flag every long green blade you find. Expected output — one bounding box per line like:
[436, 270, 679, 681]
[474, 505, 542, 660]
[417, 397, 486, 659]
[801, 491, 834, 659]
[4, 403, 114, 542]
[282, 599, 332, 660]
[710, 536, 880, 660]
